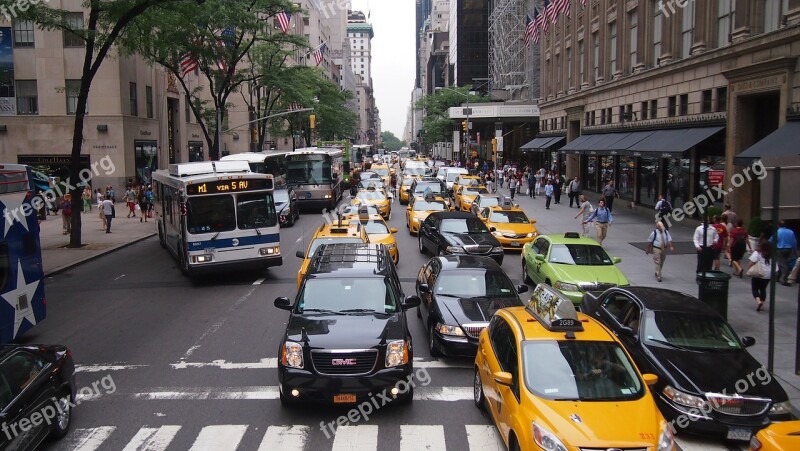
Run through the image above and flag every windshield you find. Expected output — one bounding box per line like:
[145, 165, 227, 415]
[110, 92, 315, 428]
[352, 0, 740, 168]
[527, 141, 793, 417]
[440, 218, 490, 234]
[356, 220, 390, 234]
[489, 211, 530, 224]
[273, 190, 289, 203]
[413, 201, 447, 211]
[434, 269, 517, 297]
[401, 178, 414, 187]
[446, 172, 465, 182]
[237, 192, 277, 230]
[522, 341, 643, 401]
[643, 311, 743, 350]
[549, 244, 614, 266]
[186, 195, 236, 233]
[298, 278, 398, 313]
[340, 205, 379, 216]
[478, 197, 500, 208]
[287, 158, 332, 184]
[372, 167, 389, 176]
[414, 183, 444, 195]
[307, 237, 364, 258]
[405, 167, 427, 177]
[359, 181, 385, 190]
[356, 191, 387, 202]
[463, 187, 488, 196]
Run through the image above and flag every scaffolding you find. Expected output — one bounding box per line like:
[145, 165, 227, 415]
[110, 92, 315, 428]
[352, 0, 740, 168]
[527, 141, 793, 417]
[488, 0, 540, 101]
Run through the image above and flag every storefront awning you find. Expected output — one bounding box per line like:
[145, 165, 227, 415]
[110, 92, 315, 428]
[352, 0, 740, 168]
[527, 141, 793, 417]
[521, 135, 565, 151]
[560, 134, 601, 152]
[733, 121, 800, 165]
[627, 126, 724, 155]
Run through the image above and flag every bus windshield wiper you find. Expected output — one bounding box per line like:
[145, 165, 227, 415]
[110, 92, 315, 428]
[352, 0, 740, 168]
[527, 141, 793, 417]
[210, 231, 221, 240]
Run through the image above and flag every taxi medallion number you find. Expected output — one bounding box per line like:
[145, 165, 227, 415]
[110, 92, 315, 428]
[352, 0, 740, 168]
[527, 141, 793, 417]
[510, 241, 521, 247]
[333, 394, 357, 403]
[727, 428, 751, 441]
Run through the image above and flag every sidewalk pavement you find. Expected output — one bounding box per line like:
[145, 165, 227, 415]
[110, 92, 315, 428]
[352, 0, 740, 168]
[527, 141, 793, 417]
[39, 201, 156, 276]
[502, 186, 800, 413]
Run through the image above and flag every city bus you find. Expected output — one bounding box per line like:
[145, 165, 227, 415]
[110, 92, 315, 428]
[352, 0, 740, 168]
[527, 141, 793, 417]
[285, 147, 343, 211]
[220, 150, 289, 187]
[0, 164, 46, 343]
[152, 160, 281, 276]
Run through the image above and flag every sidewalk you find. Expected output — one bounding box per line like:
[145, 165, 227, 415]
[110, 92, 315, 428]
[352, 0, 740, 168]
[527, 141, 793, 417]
[502, 186, 800, 413]
[39, 201, 156, 276]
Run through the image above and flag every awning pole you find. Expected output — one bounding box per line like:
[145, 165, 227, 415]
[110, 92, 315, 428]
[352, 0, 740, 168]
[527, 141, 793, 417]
[768, 166, 780, 373]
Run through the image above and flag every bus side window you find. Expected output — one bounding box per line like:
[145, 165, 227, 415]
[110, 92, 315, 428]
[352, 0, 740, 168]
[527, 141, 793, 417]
[21, 234, 36, 256]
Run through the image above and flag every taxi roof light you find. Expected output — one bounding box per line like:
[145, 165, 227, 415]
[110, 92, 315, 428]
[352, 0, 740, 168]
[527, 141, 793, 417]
[525, 284, 584, 332]
[564, 232, 581, 239]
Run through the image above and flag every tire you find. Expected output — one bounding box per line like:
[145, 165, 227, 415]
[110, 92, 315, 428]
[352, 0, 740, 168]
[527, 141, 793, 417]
[473, 367, 485, 410]
[522, 259, 532, 284]
[428, 322, 442, 357]
[418, 236, 426, 254]
[157, 223, 166, 249]
[49, 391, 72, 438]
[179, 245, 191, 276]
[509, 435, 521, 451]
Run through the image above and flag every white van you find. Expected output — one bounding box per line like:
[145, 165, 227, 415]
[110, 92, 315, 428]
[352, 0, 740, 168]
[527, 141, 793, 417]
[443, 167, 469, 192]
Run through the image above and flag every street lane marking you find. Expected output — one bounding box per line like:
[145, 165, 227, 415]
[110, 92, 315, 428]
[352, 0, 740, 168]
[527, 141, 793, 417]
[413, 386, 474, 401]
[331, 425, 378, 451]
[68, 426, 116, 451]
[400, 425, 446, 451]
[188, 425, 247, 451]
[413, 357, 471, 369]
[257, 425, 308, 451]
[122, 425, 181, 451]
[171, 358, 278, 370]
[128, 386, 473, 402]
[465, 425, 505, 450]
[76, 364, 148, 373]
[252, 277, 266, 285]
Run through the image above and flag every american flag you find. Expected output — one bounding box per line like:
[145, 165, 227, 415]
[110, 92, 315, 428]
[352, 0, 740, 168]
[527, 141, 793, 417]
[180, 51, 198, 77]
[531, 8, 541, 43]
[555, 0, 571, 17]
[522, 14, 534, 49]
[276, 10, 291, 33]
[538, 1, 549, 33]
[287, 103, 304, 111]
[216, 27, 235, 72]
[314, 42, 326, 66]
[545, 0, 558, 25]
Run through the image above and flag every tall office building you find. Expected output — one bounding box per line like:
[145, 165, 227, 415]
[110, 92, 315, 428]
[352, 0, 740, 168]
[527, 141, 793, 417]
[448, 0, 489, 87]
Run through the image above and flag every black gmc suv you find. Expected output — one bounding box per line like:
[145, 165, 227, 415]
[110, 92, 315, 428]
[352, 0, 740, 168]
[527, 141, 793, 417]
[274, 243, 421, 405]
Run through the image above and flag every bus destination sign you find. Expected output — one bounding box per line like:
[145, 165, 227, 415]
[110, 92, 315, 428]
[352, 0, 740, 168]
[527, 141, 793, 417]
[186, 178, 272, 195]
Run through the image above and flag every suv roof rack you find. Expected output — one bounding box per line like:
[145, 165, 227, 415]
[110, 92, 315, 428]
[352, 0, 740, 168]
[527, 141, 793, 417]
[311, 243, 390, 273]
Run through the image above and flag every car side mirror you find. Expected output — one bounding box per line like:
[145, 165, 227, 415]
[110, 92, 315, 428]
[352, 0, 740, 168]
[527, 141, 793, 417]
[274, 297, 292, 310]
[295, 250, 305, 259]
[619, 326, 638, 340]
[741, 336, 756, 348]
[418, 283, 430, 294]
[490, 227, 496, 232]
[402, 295, 421, 310]
[390, 228, 398, 234]
[612, 256, 622, 264]
[534, 254, 545, 262]
[530, 219, 536, 224]
[642, 373, 659, 386]
[517, 284, 529, 294]
[493, 371, 513, 386]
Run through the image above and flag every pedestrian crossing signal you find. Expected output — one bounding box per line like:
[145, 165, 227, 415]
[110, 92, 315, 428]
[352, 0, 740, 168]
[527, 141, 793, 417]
[309, 114, 316, 129]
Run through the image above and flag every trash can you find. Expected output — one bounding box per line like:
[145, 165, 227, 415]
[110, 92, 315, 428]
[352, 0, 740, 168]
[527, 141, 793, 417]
[696, 271, 731, 319]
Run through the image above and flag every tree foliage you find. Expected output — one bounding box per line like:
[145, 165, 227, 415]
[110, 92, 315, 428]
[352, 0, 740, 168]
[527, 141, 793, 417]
[415, 87, 490, 144]
[381, 131, 404, 151]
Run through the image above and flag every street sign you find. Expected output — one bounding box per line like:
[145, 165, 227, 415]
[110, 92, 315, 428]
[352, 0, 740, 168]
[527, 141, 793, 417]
[463, 108, 472, 116]
[708, 170, 725, 186]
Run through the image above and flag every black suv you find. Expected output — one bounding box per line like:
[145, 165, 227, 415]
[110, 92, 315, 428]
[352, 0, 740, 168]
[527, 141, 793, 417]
[275, 243, 421, 405]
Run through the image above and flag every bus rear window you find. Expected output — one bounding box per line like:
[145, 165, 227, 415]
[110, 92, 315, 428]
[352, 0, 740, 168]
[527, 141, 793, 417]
[186, 196, 236, 234]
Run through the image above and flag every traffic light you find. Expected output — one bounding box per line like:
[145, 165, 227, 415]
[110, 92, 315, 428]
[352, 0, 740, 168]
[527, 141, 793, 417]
[491, 138, 497, 155]
[461, 120, 468, 132]
[309, 114, 316, 129]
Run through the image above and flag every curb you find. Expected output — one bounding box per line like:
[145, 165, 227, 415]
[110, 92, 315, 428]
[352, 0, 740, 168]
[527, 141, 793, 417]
[44, 233, 157, 277]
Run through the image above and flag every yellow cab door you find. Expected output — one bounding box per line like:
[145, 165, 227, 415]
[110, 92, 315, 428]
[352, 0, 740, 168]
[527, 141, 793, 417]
[482, 315, 523, 446]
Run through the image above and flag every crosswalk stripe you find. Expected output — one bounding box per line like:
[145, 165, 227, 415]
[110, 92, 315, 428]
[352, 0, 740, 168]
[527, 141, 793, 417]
[400, 425, 446, 451]
[122, 425, 181, 451]
[128, 386, 473, 402]
[68, 426, 116, 451]
[465, 425, 505, 451]
[81, 357, 471, 372]
[413, 386, 473, 401]
[188, 425, 247, 451]
[331, 425, 379, 451]
[257, 425, 308, 451]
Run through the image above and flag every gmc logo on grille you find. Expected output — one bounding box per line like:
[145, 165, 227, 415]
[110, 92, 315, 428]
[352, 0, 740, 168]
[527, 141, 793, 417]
[715, 398, 744, 407]
[332, 358, 357, 366]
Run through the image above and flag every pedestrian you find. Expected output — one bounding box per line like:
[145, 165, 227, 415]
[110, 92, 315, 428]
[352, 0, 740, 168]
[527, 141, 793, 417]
[722, 203, 738, 229]
[693, 219, 719, 273]
[583, 199, 613, 245]
[568, 177, 581, 207]
[146, 185, 154, 218]
[553, 174, 563, 204]
[654, 194, 673, 230]
[775, 220, 798, 286]
[645, 221, 674, 282]
[544, 179, 554, 209]
[97, 189, 106, 231]
[711, 215, 728, 271]
[527, 171, 536, 198]
[508, 175, 517, 201]
[729, 219, 752, 278]
[535, 168, 545, 195]
[138, 186, 149, 223]
[497, 169, 504, 189]
[82, 186, 92, 213]
[107, 186, 115, 203]
[574, 195, 593, 236]
[126, 186, 137, 218]
[102, 195, 115, 233]
[60, 194, 72, 235]
[602, 180, 619, 212]
[748, 240, 773, 312]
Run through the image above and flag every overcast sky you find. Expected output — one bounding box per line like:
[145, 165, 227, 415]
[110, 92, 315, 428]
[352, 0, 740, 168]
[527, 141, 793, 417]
[351, 0, 415, 139]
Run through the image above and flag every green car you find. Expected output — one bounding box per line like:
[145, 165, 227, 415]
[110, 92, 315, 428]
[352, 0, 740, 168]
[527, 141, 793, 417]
[521, 232, 629, 306]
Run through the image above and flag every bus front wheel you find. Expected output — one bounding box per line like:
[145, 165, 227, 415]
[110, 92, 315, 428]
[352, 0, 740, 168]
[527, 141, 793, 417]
[158, 223, 166, 248]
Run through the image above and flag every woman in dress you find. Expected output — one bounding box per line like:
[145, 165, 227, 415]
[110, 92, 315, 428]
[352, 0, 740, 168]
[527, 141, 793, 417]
[729, 219, 752, 277]
[574, 195, 593, 236]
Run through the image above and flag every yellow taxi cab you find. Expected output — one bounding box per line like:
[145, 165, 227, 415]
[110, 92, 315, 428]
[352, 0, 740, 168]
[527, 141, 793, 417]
[353, 187, 391, 219]
[454, 184, 489, 211]
[478, 198, 538, 250]
[451, 174, 481, 199]
[750, 420, 800, 451]
[295, 219, 369, 286]
[370, 164, 392, 186]
[405, 192, 449, 235]
[398, 176, 415, 205]
[474, 284, 674, 451]
[348, 211, 400, 264]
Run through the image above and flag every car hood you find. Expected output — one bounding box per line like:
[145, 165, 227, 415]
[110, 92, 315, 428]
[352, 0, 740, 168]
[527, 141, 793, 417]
[645, 345, 788, 400]
[549, 263, 629, 287]
[442, 232, 500, 247]
[438, 295, 523, 324]
[286, 313, 405, 349]
[492, 223, 537, 235]
[276, 201, 289, 212]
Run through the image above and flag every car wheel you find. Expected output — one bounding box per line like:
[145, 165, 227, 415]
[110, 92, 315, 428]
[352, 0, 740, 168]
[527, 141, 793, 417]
[50, 391, 72, 438]
[179, 245, 191, 276]
[158, 223, 166, 249]
[509, 435, 521, 451]
[418, 236, 426, 254]
[473, 367, 485, 410]
[522, 259, 532, 284]
[428, 322, 442, 357]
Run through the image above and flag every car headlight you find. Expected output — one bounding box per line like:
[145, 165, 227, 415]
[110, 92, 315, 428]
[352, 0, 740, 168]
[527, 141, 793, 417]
[436, 323, 465, 337]
[492, 231, 502, 237]
[662, 385, 708, 410]
[491, 246, 503, 252]
[769, 400, 792, 415]
[385, 340, 408, 367]
[386, 243, 397, 250]
[446, 246, 464, 253]
[531, 421, 568, 451]
[657, 421, 676, 451]
[527, 232, 536, 238]
[281, 342, 304, 369]
[554, 281, 580, 292]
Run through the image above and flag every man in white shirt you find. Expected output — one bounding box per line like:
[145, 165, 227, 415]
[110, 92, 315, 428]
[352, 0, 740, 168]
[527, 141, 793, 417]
[102, 197, 114, 233]
[646, 222, 674, 282]
[693, 221, 719, 272]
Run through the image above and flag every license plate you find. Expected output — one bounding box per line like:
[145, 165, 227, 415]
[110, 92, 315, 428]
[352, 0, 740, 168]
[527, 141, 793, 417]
[333, 394, 357, 403]
[726, 428, 751, 441]
[510, 241, 521, 247]
[204, 248, 214, 254]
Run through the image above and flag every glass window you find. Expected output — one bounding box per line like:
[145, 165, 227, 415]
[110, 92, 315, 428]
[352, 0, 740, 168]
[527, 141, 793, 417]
[298, 278, 398, 313]
[608, 22, 617, 75]
[489, 211, 530, 224]
[679, 93, 688, 116]
[1, 351, 47, 394]
[716, 86, 728, 112]
[702, 90, 713, 113]
[650, 99, 658, 119]
[584, 156, 598, 192]
[412, 200, 447, 211]
[592, 32, 600, 81]
[668, 96, 677, 117]
[15, 80, 37, 115]
[306, 237, 364, 258]
[237, 192, 277, 230]
[65, 79, 81, 115]
[548, 244, 614, 266]
[578, 40, 585, 85]
[129, 82, 138, 116]
[681, 2, 695, 58]
[567, 46, 572, 89]
[641, 101, 649, 120]
[439, 218, 489, 234]
[618, 155, 634, 199]
[287, 157, 333, 184]
[522, 341, 643, 401]
[638, 157, 660, 206]
[461, 186, 489, 196]
[653, 7, 662, 65]
[629, 12, 638, 71]
[434, 269, 519, 298]
[359, 220, 389, 234]
[12, 20, 34, 47]
[717, 0, 734, 47]
[489, 319, 519, 398]
[146, 86, 153, 118]
[186, 195, 236, 234]
[763, 0, 783, 33]
[63, 12, 85, 47]
[643, 311, 743, 350]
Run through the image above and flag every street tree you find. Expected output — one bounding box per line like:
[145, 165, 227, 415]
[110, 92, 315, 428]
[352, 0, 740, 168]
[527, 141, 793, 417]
[381, 131, 404, 152]
[415, 87, 490, 144]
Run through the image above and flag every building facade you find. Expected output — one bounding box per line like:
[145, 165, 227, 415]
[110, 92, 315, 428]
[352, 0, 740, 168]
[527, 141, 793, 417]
[347, 11, 379, 144]
[449, 0, 489, 87]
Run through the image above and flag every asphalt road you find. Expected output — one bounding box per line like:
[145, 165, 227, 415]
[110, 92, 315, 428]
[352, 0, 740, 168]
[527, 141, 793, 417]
[29, 191, 746, 451]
